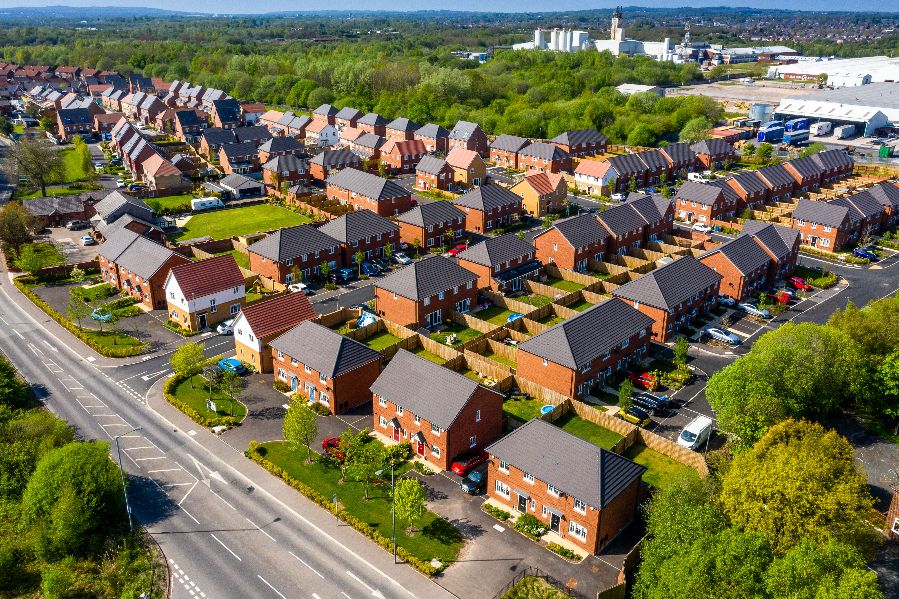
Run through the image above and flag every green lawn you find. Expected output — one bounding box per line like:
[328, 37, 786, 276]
[516, 294, 553, 308]
[362, 330, 401, 351]
[535, 313, 565, 327]
[410, 346, 448, 364]
[15, 184, 101, 200]
[59, 147, 90, 183]
[429, 322, 482, 347]
[623, 444, 698, 490]
[258, 441, 464, 565]
[81, 329, 146, 351]
[503, 399, 545, 422]
[171, 204, 310, 241]
[173, 374, 247, 422]
[553, 412, 623, 450]
[502, 576, 571, 599]
[217, 249, 250, 269]
[481, 349, 516, 369]
[544, 277, 583, 292]
[474, 305, 516, 325]
[147, 194, 194, 214]
[568, 299, 594, 312]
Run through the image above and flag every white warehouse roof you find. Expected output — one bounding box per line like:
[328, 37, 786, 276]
[769, 56, 899, 84]
[775, 83, 899, 127]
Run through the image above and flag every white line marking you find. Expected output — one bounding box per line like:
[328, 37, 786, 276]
[12, 328, 24, 339]
[493, 524, 505, 532]
[311, 593, 322, 599]
[123, 445, 155, 451]
[147, 468, 181, 473]
[289, 552, 325, 579]
[209, 489, 236, 510]
[42, 340, 58, 352]
[210, 534, 241, 561]
[341, 593, 352, 599]
[134, 456, 166, 461]
[257, 575, 287, 599]
[179, 480, 198, 505]
[179, 505, 200, 525]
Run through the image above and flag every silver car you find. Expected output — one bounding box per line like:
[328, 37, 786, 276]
[703, 327, 740, 345]
[738, 303, 771, 319]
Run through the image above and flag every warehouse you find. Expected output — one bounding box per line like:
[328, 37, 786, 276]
[774, 84, 899, 137]
[767, 56, 899, 87]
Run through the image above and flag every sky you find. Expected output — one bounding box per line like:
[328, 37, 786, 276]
[2, 1, 892, 13]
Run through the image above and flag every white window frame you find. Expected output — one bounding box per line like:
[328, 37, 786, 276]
[547, 483, 561, 497]
[495, 480, 510, 499]
[573, 497, 587, 514]
[498, 460, 509, 474]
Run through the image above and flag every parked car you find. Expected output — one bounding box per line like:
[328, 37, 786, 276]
[610, 193, 626, 202]
[631, 392, 670, 415]
[372, 258, 391, 273]
[328, 267, 357, 284]
[618, 406, 652, 428]
[217, 357, 247, 375]
[360, 261, 380, 277]
[93, 161, 103, 169]
[65, 220, 90, 231]
[90, 307, 113, 322]
[677, 415, 714, 450]
[628, 371, 657, 390]
[717, 295, 737, 307]
[788, 276, 811, 291]
[460, 468, 487, 495]
[852, 248, 878, 261]
[447, 243, 468, 257]
[115, 178, 125, 188]
[450, 451, 488, 476]
[287, 282, 310, 295]
[321, 436, 344, 462]
[691, 223, 712, 234]
[703, 327, 741, 345]
[79, 235, 96, 246]
[738, 303, 771, 319]
[766, 290, 791, 304]
[392, 252, 412, 265]
[216, 319, 235, 335]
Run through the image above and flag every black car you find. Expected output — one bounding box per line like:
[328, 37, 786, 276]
[460, 469, 487, 494]
[631, 392, 670, 415]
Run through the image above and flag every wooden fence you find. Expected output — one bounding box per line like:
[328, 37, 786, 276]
[466, 337, 518, 373]
[543, 263, 598, 288]
[525, 278, 568, 302]
[313, 307, 362, 329]
[507, 316, 548, 337]
[479, 288, 541, 316]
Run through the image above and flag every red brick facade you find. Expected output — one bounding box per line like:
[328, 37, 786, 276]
[326, 183, 413, 217]
[699, 251, 767, 301]
[274, 350, 381, 414]
[622, 286, 719, 343]
[415, 163, 454, 191]
[248, 249, 340, 284]
[99, 253, 190, 310]
[375, 280, 478, 328]
[533, 227, 607, 272]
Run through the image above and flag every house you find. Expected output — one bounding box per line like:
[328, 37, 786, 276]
[573, 159, 614, 196]
[517, 299, 655, 399]
[258, 136, 305, 163]
[783, 156, 824, 194]
[218, 141, 260, 175]
[23, 194, 95, 228]
[199, 127, 237, 158]
[380, 139, 427, 174]
[446, 147, 487, 188]
[658, 143, 697, 177]
[453, 184, 522, 235]
[490, 135, 531, 169]
[218, 173, 265, 199]
[173, 109, 204, 144]
[395, 201, 466, 252]
[357, 112, 388, 136]
[447, 121, 488, 156]
[56, 107, 92, 141]
[164, 255, 246, 332]
[549, 129, 608, 157]
[93, 112, 124, 137]
[309, 148, 362, 181]
[832, 192, 884, 241]
[385, 117, 419, 142]
[456, 233, 540, 292]
[485, 419, 645, 554]
[612, 256, 722, 342]
[96, 213, 163, 243]
[233, 125, 273, 146]
[98, 229, 190, 310]
[339, 127, 365, 147]
[690, 138, 736, 170]
[91, 190, 154, 229]
[326, 168, 413, 217]
[864, 182, 899, 228]
[372, 349, 504, 469]
[533, 213, 610, 271]
[305, 119, 339, 147]
[248, 225, 341, 284]
[210, 98, 241, 129]
[511, 171, 567, 217]
[595, 202, 650, 255]
[232, 292, 316, 373]
[754, 164, 796, 202]
[240, 102, 266, 125]
[351, 133, 385, 160]
[739, 220, 800, 284]
[262, 154, 310, 190]
[140, 154, 189, 196]
[631, 149, 669, 186]
[674, 181, 737, 224]
[415, 155, 455, 192]
[624, 193, 675, 243]
[811, 149, 854, 184]
[699, 234, 772, 301]
[790, 199, 852, 252]
[414, 123, 450, 154]
[271, 321, 382, 414]
[312, 104, 337, 125]
[726, 171, 769, 211]
[318, 209, 400, 264]
[518, 142, 572, 174]
[374, 256, 479, 327]
[334, 107, 362, 131]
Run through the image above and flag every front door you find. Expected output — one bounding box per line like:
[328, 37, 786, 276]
[393, 427, 400, 442]
[427, 310, 442, 328]
[518, 495, 528, 513]
[416, 441, 425, 456]
[197, 313, 207, 329]
[550, 513, 561, 533]
[291, 377, 298, 392]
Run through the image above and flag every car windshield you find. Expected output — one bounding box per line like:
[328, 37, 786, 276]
[467, 471, 484, 483]
[681, 431, 698, 442]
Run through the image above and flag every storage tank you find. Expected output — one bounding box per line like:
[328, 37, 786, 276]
[534, 29, 545, 49]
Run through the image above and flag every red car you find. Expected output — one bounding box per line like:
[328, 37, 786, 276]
[766, 290, 791, 304]
[451, 451, 488, 476]
[321, 436, 344, 462]
[628, 371, 657, 390]
[447, 243, 468, 257]
[788, 276, 811, 291]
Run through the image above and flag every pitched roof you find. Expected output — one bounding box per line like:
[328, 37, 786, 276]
[612, 256, 722, 311]
[201, 127, 237, 146]
[659, 142, 697, 166]
[248, 225, 339, 262]
[792, 198, 849, 228]
[220, 173, 263, 191]
[141, 153, 181, 178]
[57, 107, 91, 125]
[235, 292, 316, 339]
[385, 117, 419, 133]
[690, 138, 735, 156]
[219, 141, 258, 160]
[517, 171, 565, 197]
[727, 171, 768, 197]
[262, 154, 308, 173]
[832, 192, 883, 223]
[596, 202, 647, 238]
[865, 182, 899, 210]
[334, 107, 362, 121]
[326, 168, 408, 201]
[258, 136, 304, 154]
[174, 109, 202, 127]
[103, 230, 185, 280]
[739, 220, 798, 260]
[376, 255, 478, 301]
[312, 104, 337, 117]
[754, 164, 795, 189]
[456, 233, 533, 268]
[675, 181, 724, 206]
[632, 149, 668, 172]
[371, 349, 498, 429]
[574, 159, 612, 179]
[353, 133, 385, 150]
[445, 147, 480, 169]
[270, 321, 381, 377]
[310, 148, 361, 168]
[211, 98, 241, 123]
[811, 149, 853, 172]
[358, 112, 387, 127]
[701, 234, 771, 275]
[23, 194, 85, 216]
[415, 155, 449, 175]
[784, 156, 824, 180]
[518, 298, 653, 369]
[604, 153, 650, 178]
[452, 184, 521, 213]
[485, 419, 645, 509]
[625, 193, 671, 225]
[706, 179, 741, 205]
[168, 254, 245, 300]
[550, 129, 607, 147]
[520, 142, 569, 162]
[93, 190, 153, 222]
[537, 213, 609, 249]
[318, 209, 399, 244]
[415, 123, 449, 139]
[490, 134, 530, 153]
[448, 120, 482, 141]
[395, 201, 464, 229]
[381, 138, 425, 156]
[233, 125, 272, 144]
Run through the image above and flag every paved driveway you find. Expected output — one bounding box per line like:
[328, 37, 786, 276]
[220, 371, 291, 451]
[40, 227, 100, 264]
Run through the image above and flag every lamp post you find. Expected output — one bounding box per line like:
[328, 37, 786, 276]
[376, 463, 397, 563]
[115, 426, 143, 533]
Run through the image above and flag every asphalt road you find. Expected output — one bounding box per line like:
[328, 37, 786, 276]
[0, 265, 453, 599]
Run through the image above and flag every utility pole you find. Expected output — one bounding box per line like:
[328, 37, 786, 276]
[115, 426, 143, 533]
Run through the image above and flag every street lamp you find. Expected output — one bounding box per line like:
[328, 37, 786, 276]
[376, 463, 397, 563]
[115, 426, 143, 533]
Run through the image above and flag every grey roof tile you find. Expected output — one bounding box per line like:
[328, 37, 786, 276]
[415, 155, 449, 175]
[448, 120, 481, 141]
[358, 112, 387, 127]
[490, 134, 530, 153]
[249, 224, 340, 262]
[612, 256, 722, 311]
[456, 233, 533, 268]
[270, 321, 381, 378]
[395, 202, 464, 229]
[792, 198, 849, 228]
[675, 181, 724, 207]
[539, 213, 609, 249]
[415, 123, 449, 139]
[452, 184, 522, 212]
[596, 203, 646, 238]
[376, 255, 478, 301]
[520, 142, 569, 162]
[659, 142, 697, 166]
[690, 138, 735, 156]
[318, 209, 399, 244]
[550, 129, 607, 147]
[386, 117, 419, 132]
[310, 148, 361, 168]
[701, 234, 771, 275]
[327, 168, 408, 200]
[740, 220, 798, 260]
[754, 164, 796, 189]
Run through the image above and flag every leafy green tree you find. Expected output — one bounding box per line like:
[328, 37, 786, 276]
[0, 202, 35, 255]
[169, 342, 205, 388]
[319, 261, 331, 282]
[876, 349, 899, 435]
[354, 250, 365, 275]
[39, 116, 54, 133]
[66, 291, 91, 330]
[799, 142, 827, 157]
[15, 243, 64, 275]
[282, 399, 317, 462]
[382, 243, 392, 262]
[4, 138, 65, 197]
[626, 123, 656, 147]
[756, 142, 773, 162]
[346, 440, 385, 499]
[0, 409, 73, 500]
[742, 143, 757, 157]
[0, 357, 31, 410]
[337, 428, 368, 481]
[828, 297, 899, 360]
[618, 379, 633, 410]
[672, 337, 689, 367]
[393, 477, 426, 533]
[764, 539, 883, 599]
[679, 116, 711, 145]
[0, 115, 13, 136]
[720, 419, 874, 554]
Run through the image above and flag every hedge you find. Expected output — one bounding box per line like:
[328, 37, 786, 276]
[798, 245, 869, 266]
[13, 276, 146, 357]
[245, 441, 440, 576]
[162, 368, 240, 429]
[163, 320, 201, 337]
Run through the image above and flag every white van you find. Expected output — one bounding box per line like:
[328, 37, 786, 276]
[687, 172, 711, 183]
[677, 415, 713, 450]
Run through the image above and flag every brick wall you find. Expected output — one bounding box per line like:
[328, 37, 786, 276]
[375, 281, 478, 328]
[274, 350, 381, 414]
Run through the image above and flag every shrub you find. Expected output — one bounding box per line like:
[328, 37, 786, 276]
[483, 504, 511, 522]
[272, 380, 292, 393]
[662, 365, 693, 390]
[163, 320, 200, 337]
[309, 402, 332, 416]
[386, 442, 411, 466]
[546, 542, 579, 560]
[412, 461, 434, 476]
[513, 514, 548, 539]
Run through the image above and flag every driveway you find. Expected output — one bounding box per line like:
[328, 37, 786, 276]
[40, 227, 100, 264]
[220, 371, 291, 451]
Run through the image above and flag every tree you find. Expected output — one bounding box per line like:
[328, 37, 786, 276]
[169, 342, 205, 388]
[282, 400, 318, 462]
[382, 243, 393, 262]
[876, 350, 899, 435]
[346, 440, 385, 499]
[393, 477, 426, 533]
[720, 419, 874, 554]
[69, 265, 85, 282]
[354, 250, 365, 275]
[756, 142, 773, 162]
[0, 357, 31, 410]
[66, 292, 91, 330]
[626, 123, 656, 147]
[628, 177, 637, 193]
[15, 243, 64, 275]
[618, 379, 633, 410]
[219, 370, 243, 417]
[828, 296, 899, 360]
[319, 261, 331, 282]
[412, 238, 421, 254]
[4, 138, 65, 197]
[542, 215, 553, 229]
[39, 116, 54, 133]
[290, 265, 303, 285]
[742, 143, 757, 157]
[0, 115, 13, 137]
[799, 142, 827, 157]
[0, 202, 35, 255]
[679, 116, 711, 145]
[764, 539, 882, 599]
[672, 337, 689, 367]
[337, 428, 368, 481]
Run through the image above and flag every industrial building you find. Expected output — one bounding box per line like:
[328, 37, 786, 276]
[774, 83, 899, 137]
[767, 56, 899, 88]
[513, 28, 592, 53]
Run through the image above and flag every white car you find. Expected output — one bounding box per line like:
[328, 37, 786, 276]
[610, 193, 626, 202]
[287, 282, 309, 294]
[79, 235, 96, 246]
[392, 252, 412, 265]
[216, 319, 235, 335]
[703, 327, 741, 345]
[115, 178, 125, 188]
[738, 303, 771, 319]
[692, 223, 712, 234]
[717, 295, 737, 307]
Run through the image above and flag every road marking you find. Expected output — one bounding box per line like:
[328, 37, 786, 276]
[42, 340, 58, 352]
[178, 480, 198, 505]
[341, 593, 352, 599]
[11, 328, 24, 339]
[256, 575, 286, 599]
[289, 551, 325, 579]
[246, 517, 277, 542]
[312, 594, 322, 599]
[134, 456, 166, 461]
[86, 356, 95, 362]
[346, 571, 386, 599]
[493, 524, 505, 532]
[210, 488, 236, 510]
[140, 369, 169, 381]
[123, 445, 155, 451]
[147, 468, 181, 473]
[210, 534, 241, 561]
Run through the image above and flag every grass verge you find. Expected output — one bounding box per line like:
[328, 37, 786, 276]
[170, 204, 310, 241]
[503, 398, 545, 422]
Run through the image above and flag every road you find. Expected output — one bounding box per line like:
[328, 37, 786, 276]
[0, 263, 453, 599]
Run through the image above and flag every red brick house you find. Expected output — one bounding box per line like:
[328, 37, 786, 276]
[456, 233, 541, 293]
[380, 139, 426, 174]
[447, 120, 488, 156]
[210, 98, 241, 129]
[739, 220, 801, 285]
[23, 194, 96, 228]
[218, 141, 259, 176]
[690, 138, 736, 170]
[56, 107, 92, 141]
[490, 135, 530, 169]
[511, 171, 567, 217]
[415, 155, 455, 191]
[262, 154, 310, 190]
[271, 321, 382, 414]
[517, 299, 654, 399]
[549, 129, 608, 158]
[326, 168, 413, 217]
[374, 256, 479, 328]
[596, 202, 650, 256]
[612, 256, 722, 342]
[865, 182, 899, 229]
[624, 193, 675, 243]
[385, 117, 419, 142]
[414, 123, 450, 154]
[486, 419, 645, 554]
[533, 213, 610, 271]
[93, 112, 125, 137]
[372, 349, 504, 469]
[318, 209, 400, 264]
[257, 136, 305, 164]
[783, 156, 824, 194]
[452, 184, 522, 235]
[790, 199, 852, 252]
[518, 142, 572, 174]
[350, 133, 385, 161]
[173, 109, 204, 144]
[674, 181, 737, 224]
[311, 103, 337, 125]
[334, 107, 362, 131]
[309, 148, 362, 182]
[357, 113, 388, 136]
[232, 292, 316, 373]
[699, 234, 772, 301]
[726, 171, 769, 211]
[754, 164, 797, 202]
[831, 192, 884, 242]
[248, 224, 341, 284]
[395, 201, 465, 251]
[811, 149, 854, 185]
[658, 143, 698, 178]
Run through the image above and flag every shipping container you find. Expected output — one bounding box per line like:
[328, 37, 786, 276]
[784, 118, 810, 132]
[783, 130, 810, 145]
[835, 124, 856, 139]
[810, 122, 832, 136]
[757, 127, 784, 143]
